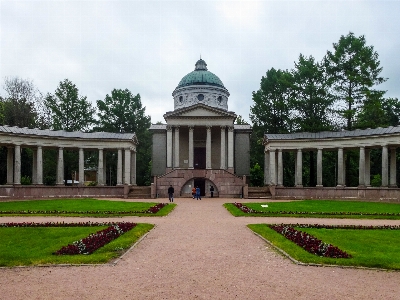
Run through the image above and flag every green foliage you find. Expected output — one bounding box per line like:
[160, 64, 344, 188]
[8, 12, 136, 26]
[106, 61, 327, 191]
[20, 175, 31, 185]
[44, 79, 95, 132]
[0, 223, 154, 267]
[371, 174, 382, 187]
[0, 199, 175, 217]
[250, 163, 264, 186]
[291, 54, 335, 132]
[324, 32, 386, 130]
[235, 115, 249, 125]
[96, 89, 151, 186]
[87, 181, 98, 186]
[225, 200, 400, 219]
[248, 224, 400, 270]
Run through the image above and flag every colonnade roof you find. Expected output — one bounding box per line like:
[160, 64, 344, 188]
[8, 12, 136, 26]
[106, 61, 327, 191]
[0, 125, 137, 141]
[264, 126, 400, 141]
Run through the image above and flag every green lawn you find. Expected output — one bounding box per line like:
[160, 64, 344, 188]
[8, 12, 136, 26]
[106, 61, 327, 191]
[0, 199, 175, 217]
[225, 200, 400, 219]
[0, 223, 154, 267]
[248, 224, 400, 270]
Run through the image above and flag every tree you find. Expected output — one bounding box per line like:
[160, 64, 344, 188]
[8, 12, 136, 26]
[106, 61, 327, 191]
[96, 89, 151, 186]
[324, 32, 386, 131]
[235, 115, 249, 125]
[44, 79, 95, 132]
[291, 54, 335, 132]
[1, 77, 39, 128]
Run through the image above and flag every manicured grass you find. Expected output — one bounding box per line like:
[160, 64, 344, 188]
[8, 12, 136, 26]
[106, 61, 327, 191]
[0, 223, 154, 267]
[248, 224, 400, 270]
[225, 200, 400, 219]
[0, 199, 175, 217]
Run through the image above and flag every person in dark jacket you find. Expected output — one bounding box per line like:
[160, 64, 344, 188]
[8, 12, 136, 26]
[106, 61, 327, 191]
[210, 185, 214, 198]
[168, 185, 174, 202]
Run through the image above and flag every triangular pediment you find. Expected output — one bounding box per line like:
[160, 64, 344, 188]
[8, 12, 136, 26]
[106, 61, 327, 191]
[164, 103, 236, 120]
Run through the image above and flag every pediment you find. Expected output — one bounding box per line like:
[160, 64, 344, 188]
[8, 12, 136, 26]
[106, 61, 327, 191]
[164, 104, 236, 120]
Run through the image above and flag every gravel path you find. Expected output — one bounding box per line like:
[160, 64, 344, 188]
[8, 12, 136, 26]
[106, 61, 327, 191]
[1, 198, 400, 299]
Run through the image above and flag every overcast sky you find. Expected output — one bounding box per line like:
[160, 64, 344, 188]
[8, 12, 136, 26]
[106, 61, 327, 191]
[1, 0, 399, 124]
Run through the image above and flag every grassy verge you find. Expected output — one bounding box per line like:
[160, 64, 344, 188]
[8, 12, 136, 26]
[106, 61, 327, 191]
[0, 223, 154, 267]
[248, 224, 400, 270]
[224, 200, 400, 219]
[0, 199, 175, 217]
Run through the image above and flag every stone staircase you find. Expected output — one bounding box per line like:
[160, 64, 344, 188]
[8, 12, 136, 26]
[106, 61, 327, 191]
[247, 186, 271, 199]
[128, 186, 151, 199]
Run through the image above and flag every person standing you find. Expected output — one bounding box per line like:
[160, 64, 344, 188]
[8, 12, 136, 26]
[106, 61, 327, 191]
[168, 185, 174, 202]
[195, 186, 201, 200]
[192, 187, 196, 199]
[210, 185, 214, 198]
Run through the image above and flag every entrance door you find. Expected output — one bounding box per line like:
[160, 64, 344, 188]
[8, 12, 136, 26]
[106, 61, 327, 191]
[193, 178, 206, 196]
[194, 147, 206, 169]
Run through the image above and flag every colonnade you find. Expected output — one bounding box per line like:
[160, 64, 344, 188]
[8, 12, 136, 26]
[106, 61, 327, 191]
[265, 146, 397, 187]
[4, 145, 137, 186]
[166, 125, 234, 170]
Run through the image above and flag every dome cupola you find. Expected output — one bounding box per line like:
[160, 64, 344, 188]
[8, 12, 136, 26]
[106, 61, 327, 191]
[172, 58, 230, 111]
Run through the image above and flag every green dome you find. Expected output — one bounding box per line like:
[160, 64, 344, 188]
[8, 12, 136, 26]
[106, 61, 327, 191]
[176, 59, 225, 88]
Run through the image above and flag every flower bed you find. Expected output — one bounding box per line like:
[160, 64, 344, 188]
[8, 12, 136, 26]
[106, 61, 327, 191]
[54, 222, 137, 255]
[0, 203, 168, 216]
[269, 224, 351, 258]
[233, 202, 400, 217]
[0, 221, 137, 255]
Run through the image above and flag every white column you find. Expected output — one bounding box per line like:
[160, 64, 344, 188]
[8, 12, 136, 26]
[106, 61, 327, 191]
[206, 126, 212, 169]
[365, 149, 371, 186]
[390, 147, 397, 187]
[32, 148, 38, 184]
[316, 148, 323, 187]
[189, 126, 194, 169]
[57, 147, 64, 185]
[131, 148, 137, 185]
[382, 145, 388, 187]
[227, 126, 234, 170]
[117, 149, 123, 185]
[294, 152, 298, 186]
[103, 152, 107, 185]
[359, 146, 365, 187]
[37, 146, 43, 185]
[7, 147, 14, 185]
[337, 148, 344, 187]
[277, 149, 283, 186]
[166, 126, 173, 168]
[264, 150, 270, 186]
[174, 126, 180, 168]
[14, 145, 21, 185]
[296, 149, 303, 187]
[124, 148, 131, 185]
[269, 149, 276, 185]
[79, 148, 85, 186]
[220, 126, 226, 169]
[98, 148, 104, 186]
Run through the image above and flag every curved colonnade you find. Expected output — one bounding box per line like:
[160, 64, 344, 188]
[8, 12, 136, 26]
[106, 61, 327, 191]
[264, 126, 400, 200]
[0, 126, 138, 198]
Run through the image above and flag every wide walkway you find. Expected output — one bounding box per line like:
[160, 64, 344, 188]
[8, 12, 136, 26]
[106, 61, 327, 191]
[1, 197, 400, 299]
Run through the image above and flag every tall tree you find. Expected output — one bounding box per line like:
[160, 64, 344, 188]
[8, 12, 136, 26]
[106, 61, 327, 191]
[44, 79, 95, 132]
[324, 32, 386, 131]
[96, 89, 151, 186]
[291, 54, 335, 132]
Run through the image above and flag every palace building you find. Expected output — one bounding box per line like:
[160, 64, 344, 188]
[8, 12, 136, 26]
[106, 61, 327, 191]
[150, 59, 252, 198]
